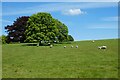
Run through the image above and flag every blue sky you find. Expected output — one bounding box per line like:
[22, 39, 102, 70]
[1, 2, 118, 41]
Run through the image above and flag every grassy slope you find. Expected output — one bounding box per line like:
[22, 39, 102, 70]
[2, 39, 118, 78]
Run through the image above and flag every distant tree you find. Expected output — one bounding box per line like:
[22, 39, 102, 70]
[1, 35, 7, 44]
[68, 35, 74, 41]
[5, 16, 29, 43]
[25, 12, 70, 45]
[0, 36, 2, 44]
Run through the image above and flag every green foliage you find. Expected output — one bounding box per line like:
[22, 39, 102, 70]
[25, 12, 71, 45]
[4, 12, 74, 45]
[68, 35, 74, 41]
[1, 35, 7, 44]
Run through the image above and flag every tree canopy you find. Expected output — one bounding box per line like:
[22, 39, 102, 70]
[5, 16, 29, 43]
[25, 12, 70, 45]
[5, 12, 74, 45]
[0, 35, 7, 44]
[68, 35, 74, 41]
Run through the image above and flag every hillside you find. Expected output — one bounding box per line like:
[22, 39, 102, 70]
[2, 39, 118, 78]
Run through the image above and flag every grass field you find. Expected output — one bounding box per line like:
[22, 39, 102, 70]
[2, 39, 118, 78]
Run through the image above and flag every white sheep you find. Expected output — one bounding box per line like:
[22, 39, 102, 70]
[76, 45, 78, 48]
[48, 43, 51, 45]
[71, 45, 73, 48]
[92, 40, 95, 43]
[50, 45, 53, 48]
[98, 46, 101, 49]
[98, 46, 107, 49]
[64, 46, 66, 48]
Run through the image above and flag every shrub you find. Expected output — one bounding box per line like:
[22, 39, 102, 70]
[1, 35, 7, 44]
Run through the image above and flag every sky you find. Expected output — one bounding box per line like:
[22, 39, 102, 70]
[1, 0, 119, 2]
[1, 2, 118, 41]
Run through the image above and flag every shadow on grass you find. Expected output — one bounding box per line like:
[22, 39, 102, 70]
[21, 41, 73, 47]
[21, 43, 50, 46]
[21, 43, 37, 46]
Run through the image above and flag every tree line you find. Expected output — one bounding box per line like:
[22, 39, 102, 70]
[3, 12, 74, 45]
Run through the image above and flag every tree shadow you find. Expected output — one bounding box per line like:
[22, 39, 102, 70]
[21, 43, 37, 46]
[21, 41, 73, 46]
[21, 43, 49, 46]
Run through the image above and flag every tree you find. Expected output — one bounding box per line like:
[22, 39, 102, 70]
[68, 35, 74, 41]
[25, 12, 70, 45]
[5, 16, 29, 43]
[1, 35, 7, 44]
[54, 19, 69, 42]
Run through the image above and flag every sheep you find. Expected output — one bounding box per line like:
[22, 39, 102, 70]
[76, 45, 78, 48]
[71, 45, 73, 48]
[98, 46, 107, 49]
[54, 40, 57, 43]
[48, 43, 51, 45]
[64, 46, 66, 48]
[101, 46, 107, 49]
[98, 46, 102, 49]
[92, 40, 95, 43]
[50, 45, 53, 48]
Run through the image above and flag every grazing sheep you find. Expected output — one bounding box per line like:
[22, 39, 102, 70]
[64, 46, 66, 48]
[54, 40, 57, 43]
[92, 40, 95, 43]
[76, 45, 78, 48]
[48, 43, 51, 45]
[71, 45, 73, 48]
[50, 45, 53, 48]
[48, 43, 50, 44]
[98, 46, 107, 49]
[98, 46, 101, 49]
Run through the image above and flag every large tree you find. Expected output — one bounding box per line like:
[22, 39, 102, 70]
[68, 35, 74, 41]
[25, 12, 69, 45]
[5, 16, 29, 43]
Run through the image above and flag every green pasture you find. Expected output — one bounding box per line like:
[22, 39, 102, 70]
[2, 39, 118, 78]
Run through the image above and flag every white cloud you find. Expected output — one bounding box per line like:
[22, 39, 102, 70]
[62, 9, 85, 15]
[102, 16, 118, 21]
